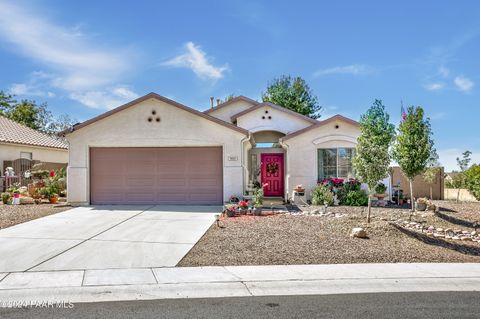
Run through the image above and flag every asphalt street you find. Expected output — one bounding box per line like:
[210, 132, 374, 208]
[1, 291, 479, 319]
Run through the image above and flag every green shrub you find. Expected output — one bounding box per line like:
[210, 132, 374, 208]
[344, 190, 369, 206]
[375, 182, 387, 194]
[1, 192, 11, 204]
[311, 184, 335, 206]
[465, 164, 480, 200]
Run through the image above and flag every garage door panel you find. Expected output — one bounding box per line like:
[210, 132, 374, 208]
[90, 147, 222, 205]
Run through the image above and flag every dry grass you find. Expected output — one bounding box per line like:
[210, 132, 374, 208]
[178, 200, 480, 266]
[0, 203, 71, 229]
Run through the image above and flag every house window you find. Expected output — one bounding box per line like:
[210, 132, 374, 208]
[20, 152, 32, 160]
[317, 148, 355, 180]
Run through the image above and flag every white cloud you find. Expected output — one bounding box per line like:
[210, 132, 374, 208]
[313, 64, 372, 77]
[425, 82, 445, 91]
[0, 2, 138, 108]
[454, 75, 474, 92]
[162, 42, 228, 80]
[9, 83, 55, 98]
[70, 87, 139, 109]
[438, 148, 480, 172]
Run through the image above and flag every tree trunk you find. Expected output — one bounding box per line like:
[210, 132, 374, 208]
[409, 179, 415, 212]
[456, 189, 460, 203]
[367, 195, 371, 223]
[430, 186, 433, 200]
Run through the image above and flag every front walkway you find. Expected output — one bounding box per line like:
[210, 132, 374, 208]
[0, 264, 479, 303]
[0, 205, 219, 272]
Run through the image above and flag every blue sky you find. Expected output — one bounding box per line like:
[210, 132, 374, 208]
[0, 0, 479, 170]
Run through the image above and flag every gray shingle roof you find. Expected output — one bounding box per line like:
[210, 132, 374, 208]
[0, 116, 68, 149]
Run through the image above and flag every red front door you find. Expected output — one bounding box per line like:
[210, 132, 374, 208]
[261, 153, 284, 197]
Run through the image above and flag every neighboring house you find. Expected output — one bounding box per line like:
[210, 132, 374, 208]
[0, 115, 68, 176]
[65, 93, 360, 206]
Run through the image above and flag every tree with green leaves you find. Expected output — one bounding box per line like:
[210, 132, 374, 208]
[262, 75, 322, 119]
[0, 90, 76, 135]
[456, 150, 472, 172]
[353, 99, 395, 223]
[392, 106, 436, 211]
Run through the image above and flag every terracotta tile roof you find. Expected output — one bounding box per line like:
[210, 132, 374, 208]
[0, 116, 68, 149]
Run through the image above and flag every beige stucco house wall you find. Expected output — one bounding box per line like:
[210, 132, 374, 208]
[281, 117, 360, 200]
[235, 104, 314, 134]
[66, 95, 249, 205]
[0, 143, 68, 172]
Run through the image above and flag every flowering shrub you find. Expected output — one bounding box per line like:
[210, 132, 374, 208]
[319, 178, 344, 189]
[238, 200, 249, 209]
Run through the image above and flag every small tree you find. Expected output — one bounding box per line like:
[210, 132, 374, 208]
[353, 99, 395, 223]
[451, 150, 472, 202]
[262, 75, 322, 119]
[392, 106, 435, 212]
[423, 166, 440, 199]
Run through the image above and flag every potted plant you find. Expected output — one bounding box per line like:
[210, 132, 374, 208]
[398, 192, 404, 205]
[1, 192, 11, 204]
[225, 204, 237, 217]
[375, 183, 387, 200]
[238, 200, 248, 214]
[252, 186, 264, 216]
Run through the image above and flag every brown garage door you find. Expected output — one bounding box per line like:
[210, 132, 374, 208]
[90, 147, 223, 205]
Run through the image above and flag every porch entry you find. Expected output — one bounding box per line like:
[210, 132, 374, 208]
[261, 153, 284, 197]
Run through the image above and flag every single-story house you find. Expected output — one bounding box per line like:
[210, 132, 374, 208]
[65, 92, 361, 205]
[0, 115, 68, 177]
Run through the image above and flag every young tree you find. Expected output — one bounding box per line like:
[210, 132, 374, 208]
[392, 106, 435, 211]
[456, 150, 472, 171]
[451, 150, 472, 202]
[353, 99, 395, 223]
[262, 75, 322, 119]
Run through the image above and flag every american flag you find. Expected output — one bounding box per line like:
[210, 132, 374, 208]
[401, 101, 407, 121]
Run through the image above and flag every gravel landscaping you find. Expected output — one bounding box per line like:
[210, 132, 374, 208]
[0, 203, 71, 229]
[178, 200, 480, 266]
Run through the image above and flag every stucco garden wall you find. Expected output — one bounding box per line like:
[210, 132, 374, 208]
[444, 188, 478, 202]
[236, 105, 313, 134]
[66, 98, 247, 205]
[0, 143, 68, 173]
[281, 119, 360, 200]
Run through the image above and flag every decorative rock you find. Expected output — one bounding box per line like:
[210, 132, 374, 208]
[351, 228, 368, 239]
[445, 235, 452, 239]
[454, 229, 462, 233]
[433, 233, 445, 238]
[461, 237, 472, 241]
[452, 236, 460, 240]
[471, 231, 477, 236]
[428, 226, 435, 231]
[445, 228, 452, 233]
[436, 228, 444, 232]
[462, 231, 470, 235]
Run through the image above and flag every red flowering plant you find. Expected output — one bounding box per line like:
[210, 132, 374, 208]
[238, 200, 249, 209]
[319, 178, 344, 190]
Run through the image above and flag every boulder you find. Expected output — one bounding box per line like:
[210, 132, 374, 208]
[351, 227, 368, 239]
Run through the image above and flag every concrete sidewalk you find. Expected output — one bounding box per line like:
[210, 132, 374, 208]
[0, 263, 479, 304]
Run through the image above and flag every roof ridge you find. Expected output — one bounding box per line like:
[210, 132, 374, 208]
[67, 92, 249, 136]
[203, 95, 258, 114]
[230, 101, 318, 124]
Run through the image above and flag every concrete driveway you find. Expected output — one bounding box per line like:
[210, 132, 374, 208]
[0, 205, 220, 272]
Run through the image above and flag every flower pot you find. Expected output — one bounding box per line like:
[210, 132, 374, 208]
[254, 207, 262, 216]
[226, 210, 235, 217]
[49, 197, 58, 204]
[376, 193, 385, 200]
